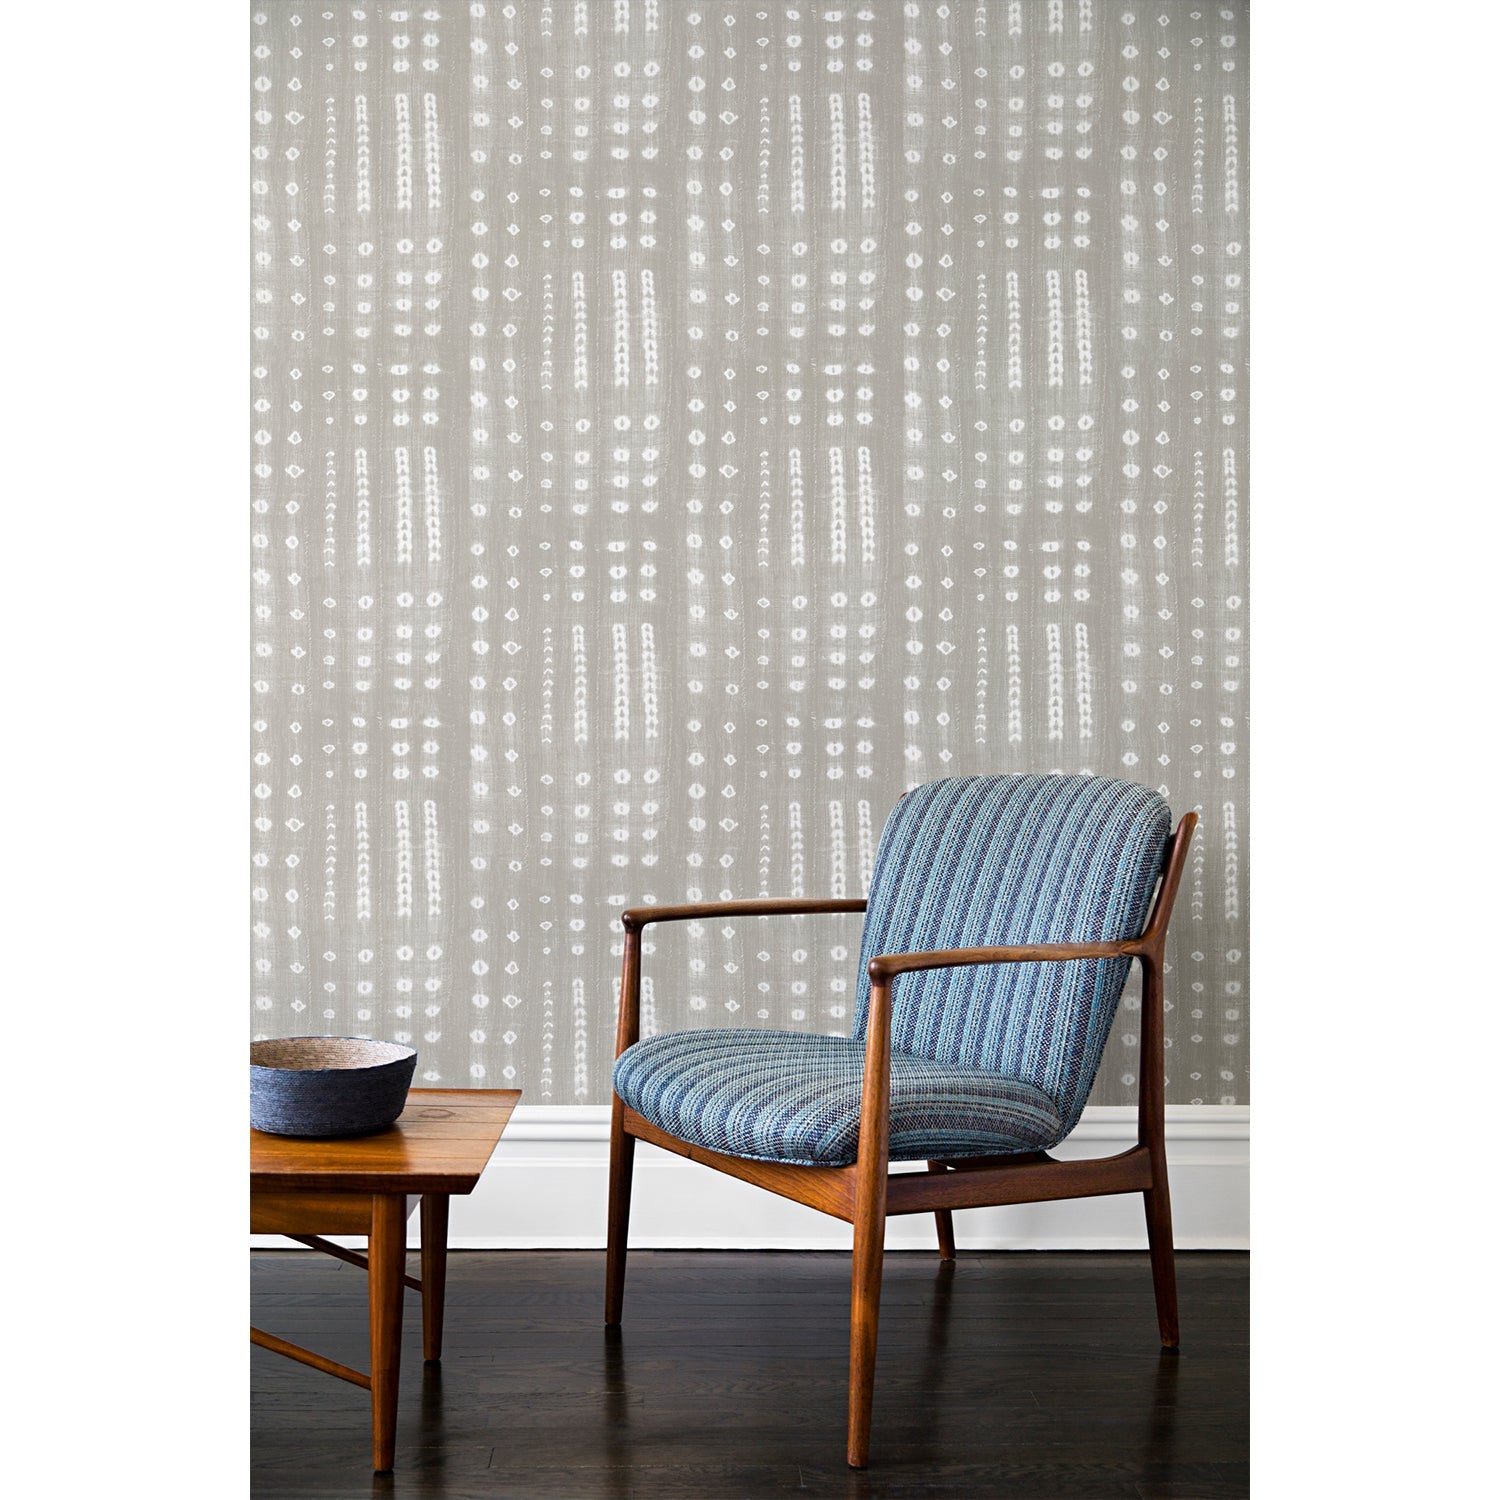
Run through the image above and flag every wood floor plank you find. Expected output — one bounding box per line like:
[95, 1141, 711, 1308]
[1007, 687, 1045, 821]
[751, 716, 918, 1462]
[252, 1249, 1247, 1498]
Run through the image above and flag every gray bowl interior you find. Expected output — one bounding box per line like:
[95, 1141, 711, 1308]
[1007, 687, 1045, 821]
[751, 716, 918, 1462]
[251, 1036, 416, 1072]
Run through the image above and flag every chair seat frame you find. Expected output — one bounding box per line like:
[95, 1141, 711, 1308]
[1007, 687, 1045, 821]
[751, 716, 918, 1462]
[605, 813, 1197, 1469]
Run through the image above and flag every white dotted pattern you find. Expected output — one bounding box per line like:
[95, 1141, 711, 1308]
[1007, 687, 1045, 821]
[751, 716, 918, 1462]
[250, 3, 1247, 1106]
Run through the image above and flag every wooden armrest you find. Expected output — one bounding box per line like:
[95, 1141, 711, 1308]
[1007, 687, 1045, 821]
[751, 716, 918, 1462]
[613, 898, 867, 1060]
[622, 898, 867, 932]
[866, 939, 1142, 985]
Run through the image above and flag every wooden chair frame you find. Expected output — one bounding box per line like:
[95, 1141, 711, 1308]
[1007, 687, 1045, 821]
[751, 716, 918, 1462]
[605, 812, 1197, 1469]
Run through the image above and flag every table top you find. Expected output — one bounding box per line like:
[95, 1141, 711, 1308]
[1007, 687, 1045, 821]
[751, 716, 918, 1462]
[250, 1088, 521, 1195]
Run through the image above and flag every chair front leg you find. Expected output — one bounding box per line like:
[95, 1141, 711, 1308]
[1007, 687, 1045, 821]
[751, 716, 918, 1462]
[605, 924, 643, 1327]
[848, 1162, 888, 1468]
[1139, 945, 1181, 1348]
[847, 973, 893, 1469]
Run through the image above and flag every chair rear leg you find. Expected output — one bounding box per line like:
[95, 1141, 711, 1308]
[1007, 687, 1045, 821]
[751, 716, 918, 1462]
[934, 1209, 956, 1261]
[604, 1103, 635, 1327]
[926, 1162, 956, 1260]
[1143, 1162, 1179, 1348]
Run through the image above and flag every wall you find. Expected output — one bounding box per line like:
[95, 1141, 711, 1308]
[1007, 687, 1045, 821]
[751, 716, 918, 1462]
[250, 1, 1248, 1109]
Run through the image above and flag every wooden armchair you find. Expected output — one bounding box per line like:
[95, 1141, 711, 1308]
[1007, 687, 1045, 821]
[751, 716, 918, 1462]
[604, 774, 1196, 1468]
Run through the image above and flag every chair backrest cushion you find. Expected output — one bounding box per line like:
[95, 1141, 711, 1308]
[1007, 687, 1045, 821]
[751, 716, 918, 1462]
[854, 775, 1171, 1139]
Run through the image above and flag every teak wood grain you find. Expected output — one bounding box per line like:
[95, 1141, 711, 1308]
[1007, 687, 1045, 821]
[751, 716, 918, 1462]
[622, 1106, 858, 1220]
[250, 1189, 378, 1236]
[250, 1088, 518, 1195]
[250, 1087, 519, 1472]
[419, 1193, 450, 1362]
[285, 1233, 424, 1293]
[927, 1161, 957, 1261]
[621, 897, 868, 931]
[606, 814, 1197, 1469]
[250, 1325, 371, 1389]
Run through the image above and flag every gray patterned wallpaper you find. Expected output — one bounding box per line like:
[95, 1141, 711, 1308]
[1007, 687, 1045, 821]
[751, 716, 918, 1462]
[250, 1, 1247, 1106]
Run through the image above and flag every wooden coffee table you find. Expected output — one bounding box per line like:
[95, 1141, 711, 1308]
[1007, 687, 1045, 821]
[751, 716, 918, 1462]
[250, 1087, 520, 1471]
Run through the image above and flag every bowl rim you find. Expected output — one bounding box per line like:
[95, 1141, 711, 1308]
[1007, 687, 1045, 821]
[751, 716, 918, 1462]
[250, 1035, 418, 1074]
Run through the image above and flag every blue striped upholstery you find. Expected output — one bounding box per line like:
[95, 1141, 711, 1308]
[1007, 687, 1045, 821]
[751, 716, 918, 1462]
[854, 775, 1170, 1141]
[611, 1029, 1063, 1167]
[613, 775, 1170, 1165]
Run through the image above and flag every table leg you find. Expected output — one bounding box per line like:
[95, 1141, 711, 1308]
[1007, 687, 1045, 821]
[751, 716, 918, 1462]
[420, 1193, 450, 1362]
[368, 1193, 406, 1472]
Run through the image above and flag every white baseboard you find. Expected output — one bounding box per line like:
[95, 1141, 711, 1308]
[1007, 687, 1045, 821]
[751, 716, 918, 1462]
[252, 1104, 1248, 1251]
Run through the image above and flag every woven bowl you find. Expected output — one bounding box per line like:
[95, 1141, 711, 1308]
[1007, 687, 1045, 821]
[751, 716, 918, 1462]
[250, 1036, 418, 1139]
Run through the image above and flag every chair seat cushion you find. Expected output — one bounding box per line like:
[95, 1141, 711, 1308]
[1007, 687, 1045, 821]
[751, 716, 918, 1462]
[612, 1029, 1066, 1167]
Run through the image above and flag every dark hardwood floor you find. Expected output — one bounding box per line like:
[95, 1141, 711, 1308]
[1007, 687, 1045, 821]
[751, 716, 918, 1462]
[252, 1249, 1248, 1499]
